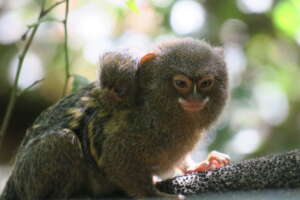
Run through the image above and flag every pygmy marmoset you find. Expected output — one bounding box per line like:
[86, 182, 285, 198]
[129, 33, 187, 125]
[0, 38, 229, 200]
[98, 51, 138, 109]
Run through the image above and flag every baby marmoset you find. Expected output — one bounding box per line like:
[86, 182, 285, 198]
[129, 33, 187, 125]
[98, 51, 138, 108]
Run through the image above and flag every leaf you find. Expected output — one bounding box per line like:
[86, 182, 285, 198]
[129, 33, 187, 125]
[272, 0, 300, 39]
[72, 74, 90, 93]
[125, 0, 139, 13]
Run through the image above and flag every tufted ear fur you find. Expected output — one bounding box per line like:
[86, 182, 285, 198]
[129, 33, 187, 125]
[140, 53, 156, 65]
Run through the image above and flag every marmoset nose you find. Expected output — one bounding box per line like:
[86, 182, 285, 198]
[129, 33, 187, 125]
[187, 87, 205, 103]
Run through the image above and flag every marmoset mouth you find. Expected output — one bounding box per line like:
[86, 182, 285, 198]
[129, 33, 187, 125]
[178, 97, 209, 112]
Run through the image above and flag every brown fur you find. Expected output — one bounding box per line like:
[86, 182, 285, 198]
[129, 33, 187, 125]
[95, 38, 228, 198]
[0, 38, 227, 200]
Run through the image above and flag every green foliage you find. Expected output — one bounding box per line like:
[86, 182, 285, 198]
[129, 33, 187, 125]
[125, 0, 139, 13]
[72, 74, 91, 93]
[273, 0, 300, 39]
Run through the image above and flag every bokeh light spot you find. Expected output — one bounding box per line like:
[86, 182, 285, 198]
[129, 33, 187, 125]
[152, 0, 174, 8]
[273, 0, 300, 39]
[0, 12, 25, 44]
[254, 83, 289, 126]
[237, 0, 273, 14]
[68, 3, 115, 45]
[8, 52, 44, 90]
[230, 129, 262, 154]
[224, 44, 247, 88]
[170, 0, 206, 35]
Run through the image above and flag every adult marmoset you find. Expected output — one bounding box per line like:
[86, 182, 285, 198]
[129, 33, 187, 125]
[1, 38, 228, 200]
[98, 38, 229, 199]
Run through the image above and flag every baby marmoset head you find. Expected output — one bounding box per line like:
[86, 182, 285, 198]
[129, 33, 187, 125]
[137, 38, 228, 127]
[97, 51, 138, 108]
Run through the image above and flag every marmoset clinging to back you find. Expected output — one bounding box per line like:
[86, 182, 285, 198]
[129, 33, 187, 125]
[1, 51, 138, 200]
[1, 38, 229, 200]
[98, 51, 138, 109]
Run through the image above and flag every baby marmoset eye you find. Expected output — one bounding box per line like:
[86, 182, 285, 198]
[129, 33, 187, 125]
[113, 87, 127, 98]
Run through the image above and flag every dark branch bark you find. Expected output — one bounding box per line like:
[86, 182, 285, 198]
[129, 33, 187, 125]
[156, 149, 300, 195]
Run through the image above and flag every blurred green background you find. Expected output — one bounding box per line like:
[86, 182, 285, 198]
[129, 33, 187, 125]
[0, 0, 300, 192]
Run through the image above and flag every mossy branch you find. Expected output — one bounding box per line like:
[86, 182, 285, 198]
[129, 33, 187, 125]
[0, 0, 68, 149]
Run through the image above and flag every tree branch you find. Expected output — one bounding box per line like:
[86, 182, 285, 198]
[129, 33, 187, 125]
[42, 0, 66, 17]
[156, 149, 300, 195]
[17, 78, 45, 97]
[0, 1, 46, 149]
[61, 0, 71, 97]
[27, 18, 63, 29]
[0, 0, 68, 149]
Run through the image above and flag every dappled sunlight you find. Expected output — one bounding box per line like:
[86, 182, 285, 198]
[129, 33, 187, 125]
[227, 129, 263, 156]
[117, 31, 152, 55]
[0, 12, 25, 44]
[8, 52, 45, 90]
[224, 44, 247, 88]
[237, 0, 274, 14]
[273, 0, 300, 40]
[83, 37, 113, 65]
[69, 3, 115, 42]
[125, 2, 162, 35]
[151, 0, 173, 8]
[254, 83, 289, 126]
[170, 0, 206, 35]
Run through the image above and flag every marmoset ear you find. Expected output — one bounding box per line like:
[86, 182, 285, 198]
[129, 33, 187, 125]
[213, 47, 224, 58]
[140, 53, 156, 65]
